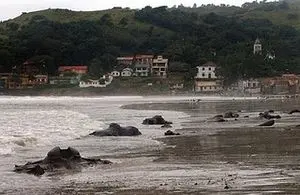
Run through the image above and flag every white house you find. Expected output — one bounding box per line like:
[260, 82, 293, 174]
[79, 75, 113, 88]
[79, 79, 106, 88]
[110, 71, 120, 77]
[152, 56, 168, 77]
[194, 62, 222, 92]
[121, 68, 133, 77]
[195, 61, 217, 79]
[239, 79, 261, 94]
[134, 63, 150, 77]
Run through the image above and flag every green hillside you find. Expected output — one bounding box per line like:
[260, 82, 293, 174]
[0, 0, 300, 84]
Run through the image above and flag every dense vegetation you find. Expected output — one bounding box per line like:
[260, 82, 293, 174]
[0, 0, 300, 84]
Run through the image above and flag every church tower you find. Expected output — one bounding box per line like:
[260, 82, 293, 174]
[253, 38, 262, 55]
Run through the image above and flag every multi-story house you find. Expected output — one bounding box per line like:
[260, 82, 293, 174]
[152, 56, 168, 77]
[194, 61, 222, 92]
[133, 63, 150, 77]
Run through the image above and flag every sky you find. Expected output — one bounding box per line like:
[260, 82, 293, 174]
[0, 0, 254, 21]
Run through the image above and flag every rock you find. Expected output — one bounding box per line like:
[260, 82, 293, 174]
[244, 116, 249, 118]
[213, 114, 224, 118]
[259, 112, 281, 120]
[224, 112, 239, 118]
[288, 109, 300, 114]
[259, 120, 275, 126]
[90, 123, 141, 136]
[142, 115, 172, 125]
[164, 130, 180, 136]
[14, 147, 111, 176]
[268, 110, 275, 113]
[161, 123, 172, 128]
[212, 116, 227, 122]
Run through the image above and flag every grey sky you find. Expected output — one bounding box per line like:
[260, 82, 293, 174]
[0, 0, 252, 21]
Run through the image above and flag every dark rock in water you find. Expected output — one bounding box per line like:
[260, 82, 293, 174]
[259, 112, 281, 120]
[142, 115, 172, 125]
[14, 147, 111, 176]
[90, 123, 141, 136]
[164, 130, 180, 136]
[161, 123, 172, 128]
[224, 112, 239, 118]
[259, 120, 275, 126]
[212, 116, 227, 122]
[288, 109, 300, 114]
[244, 116, 249, 118]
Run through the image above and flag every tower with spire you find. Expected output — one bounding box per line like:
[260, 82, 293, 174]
[253, 38, 262, 55]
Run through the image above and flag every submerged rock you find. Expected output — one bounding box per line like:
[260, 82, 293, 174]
[14, 147, 111, 176]
[259, 112, 281, 120]
[142, 115, 172, 125]
[164, 130, 180, 136]
[224, 112, 239, 118]
[259, 120, 275, 127]
[90, 123, 141, 136]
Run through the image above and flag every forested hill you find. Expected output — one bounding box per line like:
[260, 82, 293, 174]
[0, 0, 300, 84]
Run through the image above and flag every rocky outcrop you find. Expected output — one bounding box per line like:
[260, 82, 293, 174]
[164, 130, 180, 136]
[224, 112, 239, 118]
[288, 109, 300, 114]
[14, 147, 111, 176]
[142, 115, 172, 125]
[259, 120, 275, 126]
[90, 123, 141, 136]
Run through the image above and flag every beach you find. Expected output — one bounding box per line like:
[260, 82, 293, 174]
[0, 96, 300, 194]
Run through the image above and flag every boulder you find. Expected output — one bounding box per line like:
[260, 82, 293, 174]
[164, 130, 180, 136]
[142, 115, 172, 125]
[288, 109, 300, 114]
[90, 123, 141, 136]
[224, 112, 239, 118]
[259, 120, 275, 127]
[259, 112, 281, 119]
[14, 147, 111, 176]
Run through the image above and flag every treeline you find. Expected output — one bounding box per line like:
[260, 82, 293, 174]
[0, 1, 299, 84]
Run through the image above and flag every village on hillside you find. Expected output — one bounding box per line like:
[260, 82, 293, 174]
[0, 38, 299, 96]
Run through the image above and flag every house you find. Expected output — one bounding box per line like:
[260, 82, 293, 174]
[116, 56, 134, 66]
[261, 74, 300, 94]
[239, 79, 261, 94]
[194, 62, 222, 92]
[58, 65, 88, 76]
[79, 79, 106, 88]
[79, 75, 113, 88]
[133, 63, 150, 77]
[110, 71, 120, 77]
[134, 55, 153, 66]
[121, 68, 133, 77]
[195, 62, 217, 79]
[152, 56, 168, 77]
[49, 76, 79, 85]
[34, 75, 48, 84]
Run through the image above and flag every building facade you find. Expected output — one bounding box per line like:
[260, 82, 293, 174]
[253, 38, 262, 55]
[194, 62, 222, 92]
[134, 63, 150, 77]
[152, 56, 168, 77]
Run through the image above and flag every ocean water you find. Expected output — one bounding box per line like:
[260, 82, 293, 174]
[0, 95, 194, 194]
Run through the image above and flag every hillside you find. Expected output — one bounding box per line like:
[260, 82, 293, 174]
[0, 0, 300, 84]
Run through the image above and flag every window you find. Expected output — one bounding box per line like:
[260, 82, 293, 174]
[202, 73, 205, 77]
[202, 67, 205, 71]
[208, 73, 211, 79]
[209, 67, 211, 71]
[161, 68, 165, 71]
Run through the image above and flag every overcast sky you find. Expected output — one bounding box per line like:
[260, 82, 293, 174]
[0, 0, 255, 21]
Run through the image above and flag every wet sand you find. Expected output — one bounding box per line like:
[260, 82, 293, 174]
[118, 99, 300, 194]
